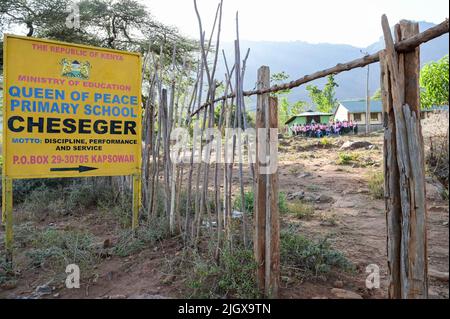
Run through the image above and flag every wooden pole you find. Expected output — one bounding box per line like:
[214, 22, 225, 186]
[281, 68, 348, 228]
[381, 15, 428, 299]
[380, 50, 402, 298]
[255, 66, 270, 294]
[265, 96, 280, 298]
[255, 66, 280, 298]
[366, 64, 371, 135]
[2, 177, 13, 263]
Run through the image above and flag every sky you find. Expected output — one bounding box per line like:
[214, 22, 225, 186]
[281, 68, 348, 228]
[146, 0, 449, 47]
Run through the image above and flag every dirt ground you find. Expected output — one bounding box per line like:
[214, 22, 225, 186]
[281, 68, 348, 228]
[1, 132, 448, 299]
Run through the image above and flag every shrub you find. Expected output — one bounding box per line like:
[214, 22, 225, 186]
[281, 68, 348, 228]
[337, 152, 360, 165]
[234, 191, 289, 214]
[113, 217, 170, 257]
[26, 229, 97, 274]
[286, 200, 314, 220]
[184, 246, 259, 299]
[319, 137, 333, 148]
[367, 171, 384, 199]
[281, 226, 353, 278]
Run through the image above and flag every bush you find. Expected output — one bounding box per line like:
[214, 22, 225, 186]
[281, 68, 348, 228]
[113, 217, 170, 257]
[184, 246, 259, 299]
[337, 152, 360, 165]
[319, 137, 333, 148]
[286, 200, 314, 220]
[367, 171, 384, 199]
[26, 228, 97, 274]
[281, 226, 353, 278]
[234, 191, 288, 214]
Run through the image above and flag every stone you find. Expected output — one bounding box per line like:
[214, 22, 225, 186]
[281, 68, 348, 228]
[35, 285, 52, 296]
[298, 172, 312, 178]
[340, 141, 373, 150]
[330, 288, 363, 299]
[110, 294, 127, 299]
[316, 194, 334, 203]
[287, 191, 305, 201]
[426, 181, 445, 201]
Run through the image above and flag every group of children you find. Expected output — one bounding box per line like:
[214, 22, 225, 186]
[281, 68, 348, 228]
[290, 121, 359, 138]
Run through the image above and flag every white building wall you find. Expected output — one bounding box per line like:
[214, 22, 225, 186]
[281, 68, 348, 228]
[334, 104, 349, 122]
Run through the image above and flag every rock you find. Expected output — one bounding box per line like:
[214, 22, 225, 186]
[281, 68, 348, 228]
[162, 275, 176, 284]
[316, 194, 334, 203]
[110, 294, 127, 299]
[287, 191, 305, 201]
[429, 269, 449, 282]
[443, 221, 449, 227]
[312, 296, 328, 299]
[426, 181, 445, 201]
[330, 288, 363, 299]
[303, 196, 316, 203]
[334, 199, 356, 208]
[35, 285, 52, 296]
[53, 293, 60, 298]
[298, 172, 312, 179]
[333, 280, 344, 289]
[340, 141, 373, 150]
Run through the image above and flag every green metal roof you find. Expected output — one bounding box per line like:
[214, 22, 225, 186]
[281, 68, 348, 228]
[338, 100, 383, 113]
[285, 110, 333, 125]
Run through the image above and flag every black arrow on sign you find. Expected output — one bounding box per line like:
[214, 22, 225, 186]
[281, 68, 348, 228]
[50, 166, 99, 173]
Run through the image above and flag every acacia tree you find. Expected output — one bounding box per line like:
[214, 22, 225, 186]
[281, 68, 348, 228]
[306, 74, 339, 113]
[0, 0, 197, 72]
[420, 55, 449, 109]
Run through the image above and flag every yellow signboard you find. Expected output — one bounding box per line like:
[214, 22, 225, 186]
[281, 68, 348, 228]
[2, 35, 142, 179]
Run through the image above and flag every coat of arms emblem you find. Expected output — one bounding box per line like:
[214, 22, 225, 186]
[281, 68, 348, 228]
[60, 58, 91, 79]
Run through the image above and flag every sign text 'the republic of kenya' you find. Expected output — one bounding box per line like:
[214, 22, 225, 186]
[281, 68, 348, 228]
[2, 35, 142, 179]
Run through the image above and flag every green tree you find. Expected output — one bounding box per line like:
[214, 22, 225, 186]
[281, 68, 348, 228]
[420, 55, 449, 109]
[372, 88, 382, 101]
[306, 75, 339, 113]
[271, 71, 308, 127]
[0, 0, 197, 71]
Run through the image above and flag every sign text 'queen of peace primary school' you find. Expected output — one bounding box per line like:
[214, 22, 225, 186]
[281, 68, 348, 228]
[2, 35, 142, 179]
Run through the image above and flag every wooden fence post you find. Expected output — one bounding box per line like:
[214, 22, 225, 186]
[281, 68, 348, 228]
[265, 96, 280, 298]
[255, 66, 280, 298]
[255, 66, 269, 295]
[381, 16, 428, 299]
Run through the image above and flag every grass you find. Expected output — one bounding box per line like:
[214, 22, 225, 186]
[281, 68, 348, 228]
[367, 171, 384, 199]
[21, 180, 131, 221]
[336, 152, 360, 166]
[113, 217, 170, 257]
[319, 137, 333, 148]
[26, 228, 98, 279]
[285, 200, 314, 220]
[281, 226, 353, 278]
[171, 245, 259, 299]
[234, 191, 288, 214]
